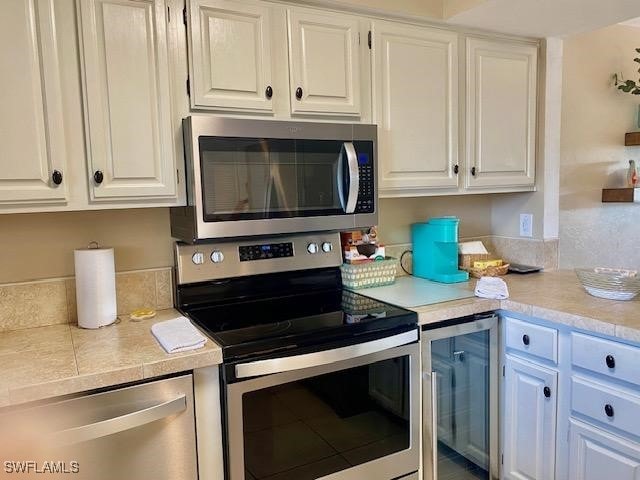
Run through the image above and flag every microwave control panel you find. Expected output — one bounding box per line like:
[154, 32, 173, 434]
[355, 153, 374, 214]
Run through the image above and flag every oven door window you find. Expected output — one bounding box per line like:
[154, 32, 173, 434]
[238, 356, 410, 480]
[199, 137, 354, 221]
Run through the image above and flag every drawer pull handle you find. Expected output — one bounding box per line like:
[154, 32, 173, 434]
[543, 386, 551, 398]
[604, 404, 614, 417]
[605, 355, 616, 369]
[522, 334, 530, 346]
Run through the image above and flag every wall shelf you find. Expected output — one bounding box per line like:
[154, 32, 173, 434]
[625, 132, 640, 146]
[602, 187, 640, 203]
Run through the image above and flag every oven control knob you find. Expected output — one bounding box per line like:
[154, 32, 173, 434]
[322, 242, 333, 253]
[192, 252, 205, 265]
[210, 250, 225, 263]
[307, 243, 319, 254]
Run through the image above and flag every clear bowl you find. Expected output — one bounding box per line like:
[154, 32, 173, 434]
[575, 268, 640, 301]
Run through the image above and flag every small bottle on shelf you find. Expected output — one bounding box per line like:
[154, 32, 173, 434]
[627, 160, 638, 187]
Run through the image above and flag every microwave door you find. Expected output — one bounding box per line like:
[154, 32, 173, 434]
[337, 142, 360, 214]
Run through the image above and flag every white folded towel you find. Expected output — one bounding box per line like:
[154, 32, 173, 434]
[151, 316, 207, 353]
[475, 276, 509, 300]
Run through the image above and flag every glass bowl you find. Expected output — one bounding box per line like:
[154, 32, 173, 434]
[575, 268, 640, 301]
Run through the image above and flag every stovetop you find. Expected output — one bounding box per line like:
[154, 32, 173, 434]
[177, 268, 418, 361]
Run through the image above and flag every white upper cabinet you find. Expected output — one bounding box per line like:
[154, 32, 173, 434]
[503, 354, 557, 480]
[373, 21, 458, 195]
[0, 0, 68, 205]
[188, 0, 277, 112]
[465, 37, 537, 189]
[78, 0, 177, 200]
[287, 8, 366, 116]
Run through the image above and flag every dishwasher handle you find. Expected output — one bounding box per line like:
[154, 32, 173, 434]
[50, 394, 187, 446]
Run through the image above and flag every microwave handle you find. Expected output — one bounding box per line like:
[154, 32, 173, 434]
[337, 142, 360, 214]
[235, 329, 418, 379]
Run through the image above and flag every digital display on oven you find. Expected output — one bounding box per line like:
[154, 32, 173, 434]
[239, 242, 294, 261]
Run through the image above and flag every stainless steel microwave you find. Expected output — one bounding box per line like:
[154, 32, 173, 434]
[171, 116, 378, 242]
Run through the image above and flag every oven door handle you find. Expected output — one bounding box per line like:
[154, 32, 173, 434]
[336, 142, 360, 214]
[235, 329, 418, 379]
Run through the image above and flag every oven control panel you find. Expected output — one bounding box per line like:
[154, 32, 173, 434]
[175, 233, 342, 285]
[239, 242, 294, 262]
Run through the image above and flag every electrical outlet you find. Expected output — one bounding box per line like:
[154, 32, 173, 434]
[520, 214, 533, 237]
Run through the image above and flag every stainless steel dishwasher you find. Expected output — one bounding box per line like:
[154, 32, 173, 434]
[1, 374, 197, 480]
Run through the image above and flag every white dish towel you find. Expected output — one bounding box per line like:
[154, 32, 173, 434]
[475, 276, 510, 300]
[151, 316, 207, 353]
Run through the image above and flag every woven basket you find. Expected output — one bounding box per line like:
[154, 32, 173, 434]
[459, 253, 490, 270]
[341, 257, 398, 290]
[468, 263, 510, 278]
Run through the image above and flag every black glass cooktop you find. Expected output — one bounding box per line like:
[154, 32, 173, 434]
[177, 268, 417, 361]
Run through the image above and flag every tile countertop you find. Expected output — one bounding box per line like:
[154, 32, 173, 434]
[2, 269, 639, 409]
[0, 309, 222, 408]
[410, 270, 640, 342]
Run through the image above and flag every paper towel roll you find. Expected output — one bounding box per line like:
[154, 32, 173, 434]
[74, 246, 117, 329]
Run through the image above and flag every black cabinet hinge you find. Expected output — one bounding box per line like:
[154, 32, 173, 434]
[167, 6, 170, 22]
[367, 31, 372, 49]
[502, 365, 505, 377]
[183, 6, 187, 26]
[186, 77, 191, 97]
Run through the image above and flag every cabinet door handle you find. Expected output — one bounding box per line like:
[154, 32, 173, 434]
[51, 170, 63, 186]
[604, 404, 614, 417]
[605, 355, 615, 369]
[94, 170, 104, 185]
[543, 386, 551, 398]
[453, 164, 459, 175]
[265, 85, 273, 99]
[522, 334, 530, 346]
[295, 87, 303, 100]
[471, 166, 477, 176]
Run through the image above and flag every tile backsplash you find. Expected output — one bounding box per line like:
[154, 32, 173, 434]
[0, 268, 173, 332]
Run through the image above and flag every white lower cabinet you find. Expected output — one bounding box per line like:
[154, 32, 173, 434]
[569, 419, 640, 480]
[503, 353, 557, 480]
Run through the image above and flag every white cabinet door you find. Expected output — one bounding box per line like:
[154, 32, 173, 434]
[569, 419, 640, 480]
[188, 0, 278, 112]
[78, 0, 177, 200]
[373, 21, 458, 195]
[0, 0, 68, 205]
[503, 354, 557, 480]
[287, 8, 364, 116]
[465, 37, 537, 190]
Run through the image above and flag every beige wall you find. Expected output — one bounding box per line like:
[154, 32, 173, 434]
[378, 196, 493, 245]
[0, 195, 495, 283]
[559, 24, 640, 268]
[0, 209, 173, 284]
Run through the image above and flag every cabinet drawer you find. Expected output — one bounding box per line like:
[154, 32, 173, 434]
[572, 332, 640, 386]
[572, 376, 640, 438]
[504, 317, 558, 363]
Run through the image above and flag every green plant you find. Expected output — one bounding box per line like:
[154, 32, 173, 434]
[616, 48, 640, 95]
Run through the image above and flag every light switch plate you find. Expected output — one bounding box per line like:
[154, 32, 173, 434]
[519, 213, 533, 237]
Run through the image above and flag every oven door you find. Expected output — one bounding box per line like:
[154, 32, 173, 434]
[225, 332, 420, 480]
[184, 116, 377, 239]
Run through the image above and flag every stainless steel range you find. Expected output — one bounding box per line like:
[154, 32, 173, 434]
[174, 232, 420, 480]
